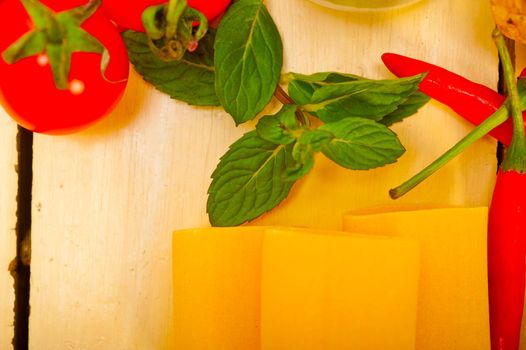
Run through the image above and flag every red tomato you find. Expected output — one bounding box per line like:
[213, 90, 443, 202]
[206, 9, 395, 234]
[0, 0, 129, 134]
[102, 0, 231, 32]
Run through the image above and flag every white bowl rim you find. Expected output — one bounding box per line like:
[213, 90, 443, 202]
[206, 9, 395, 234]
[307, 0, 423, 12]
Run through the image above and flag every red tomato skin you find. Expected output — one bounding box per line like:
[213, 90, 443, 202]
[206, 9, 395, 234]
[0, 0, 129, 134]
[102, 0, 231, 32]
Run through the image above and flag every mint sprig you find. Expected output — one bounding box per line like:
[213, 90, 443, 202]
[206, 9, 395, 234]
[300, 74, 426, 123]
[124, 0, 430, 226]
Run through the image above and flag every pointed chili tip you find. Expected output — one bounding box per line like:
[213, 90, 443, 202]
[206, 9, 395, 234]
[381, 52, 407, 77]
[381, 52, 400, 65]
[381, 52, 395, 62]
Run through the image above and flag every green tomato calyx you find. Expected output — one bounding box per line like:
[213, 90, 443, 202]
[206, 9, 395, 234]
[2, 0, 108, 90]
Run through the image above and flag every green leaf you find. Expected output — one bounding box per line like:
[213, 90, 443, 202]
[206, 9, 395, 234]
[123, 30, 219, 106]
[285, 129, 332, 181]
[380, 91, 430, 126]
[256, 104, 298, 145]
[304, 74, 426, 123]
[214, 0, 283, 124]
[297, 129, 334, 152]
[288, 80, 316, 105]
[319, 118, 405, 170]
[207, 131, 295, 226]
[287, 71, 363, 84]
[287, 72, 362, 105]
[286, 142, 315, 181]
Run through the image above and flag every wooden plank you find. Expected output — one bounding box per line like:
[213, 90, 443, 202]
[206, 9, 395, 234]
[0, 110, 19, 350]
[28, 1, 498, 349]
[28, 73, 244, 350]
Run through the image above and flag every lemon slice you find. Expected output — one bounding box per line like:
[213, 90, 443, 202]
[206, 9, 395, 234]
[307, 0, 423, 12]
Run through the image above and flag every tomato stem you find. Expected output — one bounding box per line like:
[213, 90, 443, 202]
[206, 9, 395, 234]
[390, 104, 510, 199]
[165, 0, 186, 39]
[141, 0, 208, 61]
[493, 27, 526, 172]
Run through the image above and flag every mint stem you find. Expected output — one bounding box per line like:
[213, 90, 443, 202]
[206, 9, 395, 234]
[390, 104, 509, 199]
[493, 27, 526, 172]
[274, 85, 293, 104]
[273, 85, 310, 127]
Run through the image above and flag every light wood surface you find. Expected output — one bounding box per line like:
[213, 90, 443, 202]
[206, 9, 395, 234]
[27, 0, 499, 349]
[0, 110, 19, 350]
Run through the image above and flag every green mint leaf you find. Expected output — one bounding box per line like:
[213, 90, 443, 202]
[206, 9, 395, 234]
[287, 72, 363, 105]
[286, 142, 315, 181]
[257, 115, 291, 144]
[122, 30, 219, 106]
[288, 80, 315, 105]
[298, 129, 334, 152]
[287, 72, 363, 84]
[256, 104, 298, 145]
[285, 162, 313, 182]
[304, 74, 426, 123]
[279, 104, 303, 131]
[319, 118, 405, 170]
[380, 91, 430, 126]
[207, 131, 295, 226]
[214, 0, 283, 125]
[285, 129, 332, 181]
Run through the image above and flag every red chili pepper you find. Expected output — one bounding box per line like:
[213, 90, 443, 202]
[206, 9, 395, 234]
[384, 45, 526, 350]
[381, 52, 526, 146]
[488, 169, 526, 350]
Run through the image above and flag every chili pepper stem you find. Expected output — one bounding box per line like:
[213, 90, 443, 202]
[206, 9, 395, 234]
[494, 27, 526, 172]
[390, 105, 509, 198]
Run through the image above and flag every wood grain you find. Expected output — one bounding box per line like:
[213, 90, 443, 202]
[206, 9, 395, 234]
[28, 0, 499, 349]
[0, 110, 19, 350]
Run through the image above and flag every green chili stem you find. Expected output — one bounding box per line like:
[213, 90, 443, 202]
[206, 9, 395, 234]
[493, 27, 526, 172]
[390, 104, 509, 199]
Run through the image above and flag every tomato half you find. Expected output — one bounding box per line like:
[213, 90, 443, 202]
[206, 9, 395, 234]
[0, 0, 129, 134]
[102, 0, 231, 32]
